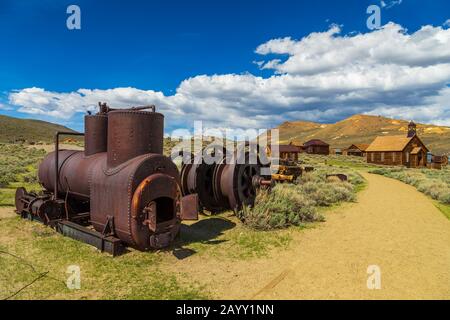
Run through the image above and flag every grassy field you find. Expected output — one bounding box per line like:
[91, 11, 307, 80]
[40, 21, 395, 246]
[0, 144, 46, 206]
[0, 144, 367, 299]
[1, 211, 305, 299]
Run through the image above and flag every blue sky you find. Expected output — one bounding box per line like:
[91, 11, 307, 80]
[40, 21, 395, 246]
[1, 0, 449, 132]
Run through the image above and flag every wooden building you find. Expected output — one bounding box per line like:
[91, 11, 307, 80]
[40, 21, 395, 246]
[332, 148, 343, 155]
[366, 121, 429, 168]
[429, 155, 449, 169]
[267, 142, 303, 161]
[303, 139, 330, 155]
[344, 144, 370, 157]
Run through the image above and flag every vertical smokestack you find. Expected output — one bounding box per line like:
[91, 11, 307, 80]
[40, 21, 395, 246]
[84, 114, 108, 156]
[407, 121, 417, 138]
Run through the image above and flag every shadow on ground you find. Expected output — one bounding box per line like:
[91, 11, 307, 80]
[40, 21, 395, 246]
[171, 217, 236, 260]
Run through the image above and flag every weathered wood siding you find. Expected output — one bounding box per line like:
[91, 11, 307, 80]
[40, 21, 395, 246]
[305, 145, 330, 155]
[367, 151, 403, 165]
[366, 135, 428, 167]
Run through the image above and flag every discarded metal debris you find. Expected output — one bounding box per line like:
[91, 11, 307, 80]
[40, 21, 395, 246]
[179, 143, 272, 212]
[326, 174, 348, 182]
[15, 103, 198, 255]
[271, 159, 303, 183]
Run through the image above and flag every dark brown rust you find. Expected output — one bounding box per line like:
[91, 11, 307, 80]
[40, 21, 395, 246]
[180, 143, 271, 212]
[107, 109, 164, 168]
[15, 104, 192, 253]
[85, 114, 108, 156]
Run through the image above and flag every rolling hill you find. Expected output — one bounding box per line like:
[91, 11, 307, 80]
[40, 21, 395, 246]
[0, 115, 79, 143]
[274, 114, 450, 155]
[1, 113, 449, 155]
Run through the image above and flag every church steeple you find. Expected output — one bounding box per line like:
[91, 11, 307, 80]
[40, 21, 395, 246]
[407, 121, 417, 138]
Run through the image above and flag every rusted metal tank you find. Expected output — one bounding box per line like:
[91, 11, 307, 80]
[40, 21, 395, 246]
[84, 114, 108, 156]
[107, 108, 163, 168]
[16, 104, 196, 253]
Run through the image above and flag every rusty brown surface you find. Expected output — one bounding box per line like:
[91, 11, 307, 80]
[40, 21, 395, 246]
[180, 145, 269, 213]
[17, 104, 185, 252]
[84, 114, 108, 156]
[107, 110, 164, 168]
[180, 194, 199, 221]
[326, 173, 348, 182]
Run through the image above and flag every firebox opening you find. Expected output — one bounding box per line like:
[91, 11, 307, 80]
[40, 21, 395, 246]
[155, 197, 175, 223]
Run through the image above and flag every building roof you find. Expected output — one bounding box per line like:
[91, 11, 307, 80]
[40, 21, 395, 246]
[303, 139, 329, 147]
[366, 135, 413, 152]
[278, 144, 302, 153]
[354, 144, 370, 151]
[348, 144, 370, 152]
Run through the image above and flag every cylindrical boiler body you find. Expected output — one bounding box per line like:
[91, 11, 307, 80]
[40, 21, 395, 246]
[107, 110, 164, 168]
[37, 150, 181, 249]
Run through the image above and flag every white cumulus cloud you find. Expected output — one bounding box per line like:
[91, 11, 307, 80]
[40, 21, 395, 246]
[7, 22, 450, 132]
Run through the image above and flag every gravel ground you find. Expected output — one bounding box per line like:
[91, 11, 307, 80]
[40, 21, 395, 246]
[166, 172, 450, 299]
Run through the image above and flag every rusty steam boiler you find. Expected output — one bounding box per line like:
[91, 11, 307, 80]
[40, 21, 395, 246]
[15, 103, 198, 255]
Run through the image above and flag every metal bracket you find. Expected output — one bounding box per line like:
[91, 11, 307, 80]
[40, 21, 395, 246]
[101, 215, 115, 237]
[180, 194, 199, 221]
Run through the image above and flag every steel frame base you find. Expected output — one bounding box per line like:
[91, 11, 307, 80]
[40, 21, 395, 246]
[19, 212, 126, 256]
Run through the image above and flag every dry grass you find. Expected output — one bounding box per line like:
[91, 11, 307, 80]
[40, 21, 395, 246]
[238, 160, 365, 230]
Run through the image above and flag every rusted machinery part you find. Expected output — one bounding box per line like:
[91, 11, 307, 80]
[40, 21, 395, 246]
[84, 114, 108, 156]
[16, 104, 189, 253]
[89, 153, 181, 250]
[196, 161, 226, 212]
[170, 150, 194, 196]
[223, 143, 272, 210]
[326, 173, 348, 182]
[107, 109, 164, 168]
[214, 149, 270, 211]
[271, 173, 295, 183]
[130, 172, 181, 249]
[180, 143, 271, 212]
[15, 187, 28, 214]
[38, 150, 103, 199]
[38, 137, 181, 250]
[98, 102, 156, 114]
[178, 145, 229, 212]
[253, 175, 275, 188]
[14, 187, 64, 224]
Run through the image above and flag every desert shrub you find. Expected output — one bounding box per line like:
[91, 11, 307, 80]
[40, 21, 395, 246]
[298, 180, 356, 206]
[299, 165, 365, 188]
[439, 193, 450, 205]
[417, 181, 448, 200]
[370, 166, 450, 207]
[238, 184, 323, 230]
[369, 168, 385, 175]
[22, 172, 39, 184]
[0, 144, 45, 188]
[239, 167, 362, 230]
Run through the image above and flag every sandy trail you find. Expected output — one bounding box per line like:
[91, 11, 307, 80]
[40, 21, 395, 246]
[169, 172, 450, 299]
[2, 173, 449, 299]
[0, 207, 15, 219]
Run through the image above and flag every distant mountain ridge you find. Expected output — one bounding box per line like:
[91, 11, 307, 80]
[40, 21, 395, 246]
[0, 115, 78, 143]
[275, 114, 450, 155]
[1, 113, 449, 155]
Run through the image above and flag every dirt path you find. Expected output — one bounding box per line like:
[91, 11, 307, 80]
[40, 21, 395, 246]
[0, 207, 15, 219]
[169, 172, 450, 299]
